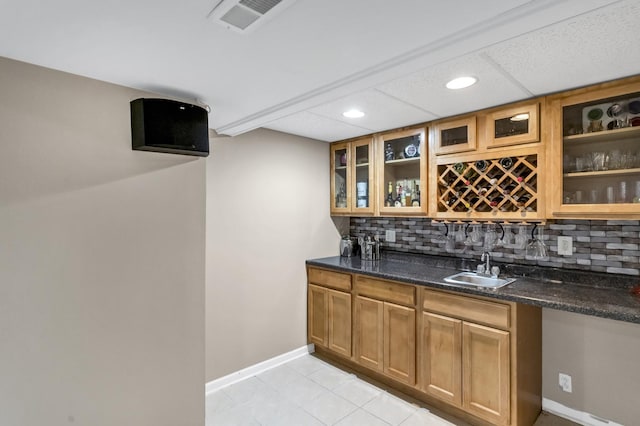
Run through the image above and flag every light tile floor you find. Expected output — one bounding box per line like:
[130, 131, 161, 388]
[206, 354, 458, 426]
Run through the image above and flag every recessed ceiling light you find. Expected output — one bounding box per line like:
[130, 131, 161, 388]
[445, 76, 477, 90]
[510, 113, 530, 121]
[343, 109, 365, 118]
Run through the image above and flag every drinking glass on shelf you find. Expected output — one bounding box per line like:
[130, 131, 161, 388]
[606, 186, 615, 204]
[591, 152, 606, 171]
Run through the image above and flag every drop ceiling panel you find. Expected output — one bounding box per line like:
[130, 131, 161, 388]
[264, 111, 372, 142]
[483, 0, 640, 95]
[308, 89, 436, 133]
[376, 54, 532, 118]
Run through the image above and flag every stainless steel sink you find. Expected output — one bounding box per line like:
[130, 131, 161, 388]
[443, 272, 516, 289]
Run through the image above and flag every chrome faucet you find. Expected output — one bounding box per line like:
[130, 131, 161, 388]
[478, 251, 500, 277]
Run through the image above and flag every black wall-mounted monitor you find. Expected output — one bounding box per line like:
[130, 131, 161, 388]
[130, 98, 209, 157]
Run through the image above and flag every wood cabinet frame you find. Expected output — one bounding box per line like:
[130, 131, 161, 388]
[330, 137, 375, 216]
[377, 127, 427, 216]
[547, 76, 640, 219]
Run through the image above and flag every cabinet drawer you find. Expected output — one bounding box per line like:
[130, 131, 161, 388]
[356, 276, 416, 306]
[308, 267, 352, 291]
[422, 289, 510, 329]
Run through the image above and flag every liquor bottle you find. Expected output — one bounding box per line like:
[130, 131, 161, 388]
[386, 181, 393, 207]
[404, 179, 411, 206]
[412, 181, 421, 206]
[385, 143, 395, 161]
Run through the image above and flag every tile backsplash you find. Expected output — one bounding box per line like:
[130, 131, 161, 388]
[350, 218, 640, 276]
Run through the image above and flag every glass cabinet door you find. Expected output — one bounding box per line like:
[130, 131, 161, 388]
[486, 102, 539, 148]
[378, 128, 426, 215]
[433, 117, 476, 155]
[352, 138, 374, 214]
[330, 143, 350, 213]
[551, 81, 640, 217]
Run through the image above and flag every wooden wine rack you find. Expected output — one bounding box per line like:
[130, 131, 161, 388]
[436, 154, 539, 219]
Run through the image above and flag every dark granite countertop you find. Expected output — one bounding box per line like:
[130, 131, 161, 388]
[306, 251, 640, 324]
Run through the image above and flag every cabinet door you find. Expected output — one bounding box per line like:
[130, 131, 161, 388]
[462, 322, 510, 425]
[308, 285, 328, 348]
[485, 102, 539, 148]
[549, 80, 640, 218]
[377, 128, 426, 215]
[354, 296, 384, 372]
[352, 138, 375, 215]
[432, 116, 476, 155]
[330, 142, 351, 214]
[383, 302, 416, 385]
[420, 312, 462, 406]
[328, 289, 352, 357]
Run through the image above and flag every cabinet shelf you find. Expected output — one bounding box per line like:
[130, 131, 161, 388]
[563, 126, 640, 145]
[385, 157, 420, 166]
[335, 165, 347, 170]
[355, 162, 369, 168]
[564, 167, 640, 178]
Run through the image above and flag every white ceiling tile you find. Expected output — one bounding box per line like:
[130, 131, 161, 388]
[376, 54, 532, 117]
[483, 0, 640, 95]
[308, 90, 436, 133]
[264, 111, 373, 142]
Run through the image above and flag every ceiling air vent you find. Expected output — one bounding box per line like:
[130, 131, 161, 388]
[208, 0, 296, 34]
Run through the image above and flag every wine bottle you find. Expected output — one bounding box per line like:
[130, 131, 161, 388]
[386, 181, 393, 207]
[464, 169, 478, 186]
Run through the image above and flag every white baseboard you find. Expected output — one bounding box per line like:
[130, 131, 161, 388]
[205, 344, 315, 395]
[543, 398, 623, 426]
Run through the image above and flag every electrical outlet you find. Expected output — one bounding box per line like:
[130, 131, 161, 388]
[558, 236, 573, 256]
[559, 373, 572, 393]
[385, 230, 396, 243]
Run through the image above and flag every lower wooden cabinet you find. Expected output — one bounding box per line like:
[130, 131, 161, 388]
[354, 295, 416, 385]
[353, 295, 383, 371]
[462, 322, 510, 425]
[307, 269, 353, 359]
[420, 312, 462, 406]
[307, 267, 541, 426]
[421, 311, 511, 424]
[383, 302, 416, 385]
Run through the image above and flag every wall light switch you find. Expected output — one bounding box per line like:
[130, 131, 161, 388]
[385, 230, 396, 243]
[558, 236, 573, 256]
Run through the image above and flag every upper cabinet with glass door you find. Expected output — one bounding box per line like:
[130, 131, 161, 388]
[548, 76, 640, 219]
[330, 138, 375, 215]
[484, 101, 540, 148]
[377, 128, 427, 215]
[432, 116, 476, 155]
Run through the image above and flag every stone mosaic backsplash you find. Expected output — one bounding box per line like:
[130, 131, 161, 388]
[350, 218, 640, 276]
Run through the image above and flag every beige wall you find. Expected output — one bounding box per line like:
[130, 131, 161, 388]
[0, 57, 205, 426]
[205, 128, 343, 381]
[543, 309, 640, 424]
